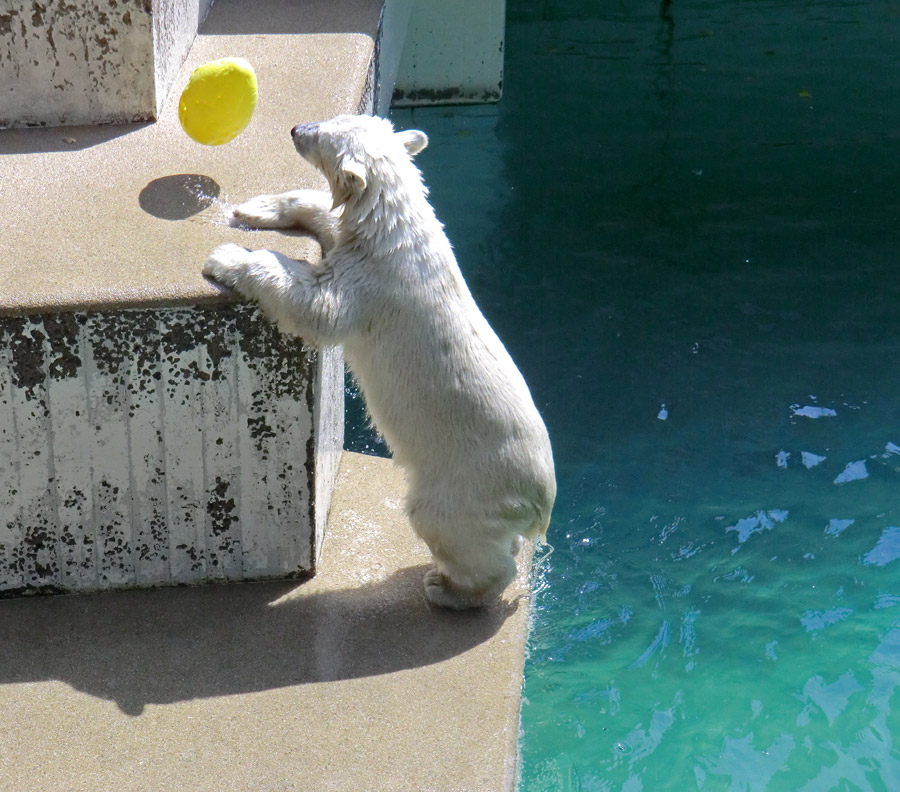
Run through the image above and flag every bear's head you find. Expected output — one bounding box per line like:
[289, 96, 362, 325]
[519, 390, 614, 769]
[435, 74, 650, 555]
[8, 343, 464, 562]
[291, 114, 428, 210]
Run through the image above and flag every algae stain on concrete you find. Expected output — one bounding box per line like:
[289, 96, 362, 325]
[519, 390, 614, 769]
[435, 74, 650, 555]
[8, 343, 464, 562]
[0, 303, 337, 596]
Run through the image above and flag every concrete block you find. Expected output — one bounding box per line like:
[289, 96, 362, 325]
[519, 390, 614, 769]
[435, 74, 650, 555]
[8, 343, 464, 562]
[391, 0, 505, 106]
[0, 303, 343, 596]
[0, 0, 212, 128]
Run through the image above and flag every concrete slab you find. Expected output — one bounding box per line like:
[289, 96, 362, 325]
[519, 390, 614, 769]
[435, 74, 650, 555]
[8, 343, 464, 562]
[0, 452, 533, 792]
[0, 0, 383, 316]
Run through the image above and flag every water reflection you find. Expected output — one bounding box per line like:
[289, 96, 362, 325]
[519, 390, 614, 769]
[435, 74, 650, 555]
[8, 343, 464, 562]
[863, 527, 900, 568]
[801, 451, 826, 468]
[798, 672, 863, 726]
[825, 518, 854, 537]
[791, 405, 838, 419]
[726, 509, 787, 549]
[699, 733, 795, 791]
[800, 606, 853, 633]
[834, 459, 868, 483]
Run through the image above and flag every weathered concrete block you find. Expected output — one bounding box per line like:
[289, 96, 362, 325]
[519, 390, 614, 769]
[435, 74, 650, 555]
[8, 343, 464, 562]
[0, 303, 343, 596]
[0, 0, 212, 128]
[390, 0, 505, 106]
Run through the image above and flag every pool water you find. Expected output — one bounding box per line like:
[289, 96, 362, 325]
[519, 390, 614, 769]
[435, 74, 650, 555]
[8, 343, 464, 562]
[376, 1, 900, 788]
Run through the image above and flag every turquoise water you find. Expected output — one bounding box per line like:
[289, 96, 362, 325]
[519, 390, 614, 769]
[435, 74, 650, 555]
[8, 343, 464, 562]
[379, 1, 900, 788]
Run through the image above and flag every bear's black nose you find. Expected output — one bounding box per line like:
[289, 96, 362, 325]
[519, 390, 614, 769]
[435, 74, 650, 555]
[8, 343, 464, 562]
[291, 122, 316, 138]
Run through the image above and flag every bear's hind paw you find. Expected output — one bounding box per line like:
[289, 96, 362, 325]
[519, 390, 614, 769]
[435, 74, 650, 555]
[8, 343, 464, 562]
[423, 567, 483, 611]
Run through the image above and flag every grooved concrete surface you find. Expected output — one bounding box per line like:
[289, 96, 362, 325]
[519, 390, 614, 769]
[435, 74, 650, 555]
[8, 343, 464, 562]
[0, 452, 533, 792]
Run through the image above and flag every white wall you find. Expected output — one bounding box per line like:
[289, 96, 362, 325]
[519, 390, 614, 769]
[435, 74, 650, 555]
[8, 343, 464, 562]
[390, 0, 505, 107]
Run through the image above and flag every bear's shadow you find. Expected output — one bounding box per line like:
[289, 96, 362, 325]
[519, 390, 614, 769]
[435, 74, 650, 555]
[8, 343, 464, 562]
[0, 565, 517, 716]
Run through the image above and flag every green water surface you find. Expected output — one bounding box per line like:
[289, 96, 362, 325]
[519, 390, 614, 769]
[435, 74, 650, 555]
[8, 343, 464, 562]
[384, 1, 900, 788]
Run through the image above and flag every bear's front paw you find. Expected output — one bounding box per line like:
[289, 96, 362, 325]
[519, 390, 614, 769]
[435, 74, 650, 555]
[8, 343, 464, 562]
[229, 194, 288, 229]
[203, 243, 250, 289]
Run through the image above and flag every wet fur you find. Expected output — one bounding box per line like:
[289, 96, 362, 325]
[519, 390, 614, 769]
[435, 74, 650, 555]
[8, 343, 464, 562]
[204, 114, 555, 609]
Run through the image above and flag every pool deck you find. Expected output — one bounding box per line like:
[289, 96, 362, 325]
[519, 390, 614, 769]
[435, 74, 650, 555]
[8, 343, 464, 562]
[0, 0, 533, 788]
[0, 452, 533, 791]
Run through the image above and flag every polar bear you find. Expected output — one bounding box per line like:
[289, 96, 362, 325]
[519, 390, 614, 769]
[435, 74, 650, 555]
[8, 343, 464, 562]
[204, 114, 555, 609]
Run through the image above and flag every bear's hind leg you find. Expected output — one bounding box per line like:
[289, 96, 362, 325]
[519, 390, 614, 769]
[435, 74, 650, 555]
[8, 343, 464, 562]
[415, 523, 519, 610]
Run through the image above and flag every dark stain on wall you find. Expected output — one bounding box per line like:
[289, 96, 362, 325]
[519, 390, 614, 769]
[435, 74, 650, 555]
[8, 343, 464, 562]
[6, 317, 47, 399]
[1, 303, 329, 597]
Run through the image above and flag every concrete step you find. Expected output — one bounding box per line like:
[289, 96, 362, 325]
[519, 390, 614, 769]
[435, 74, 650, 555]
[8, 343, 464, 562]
[0, 451, 532, 791]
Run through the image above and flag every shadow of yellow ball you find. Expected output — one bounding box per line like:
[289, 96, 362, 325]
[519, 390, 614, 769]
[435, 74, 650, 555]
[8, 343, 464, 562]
[179, 58, 258, 146]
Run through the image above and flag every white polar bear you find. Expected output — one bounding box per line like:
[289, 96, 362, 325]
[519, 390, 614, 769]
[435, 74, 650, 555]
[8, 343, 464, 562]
[204, 114, 555, 609]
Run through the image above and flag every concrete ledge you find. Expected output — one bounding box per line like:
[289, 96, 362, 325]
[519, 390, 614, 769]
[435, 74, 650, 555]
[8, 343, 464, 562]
[0, 0, 383, 316]
[0, 451, 533, 791]
[0, 304, 344, 596]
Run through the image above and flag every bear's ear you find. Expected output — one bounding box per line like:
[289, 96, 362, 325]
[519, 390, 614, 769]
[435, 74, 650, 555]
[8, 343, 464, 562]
[396, 129, 428, 156]
[332, 158, 368, 209]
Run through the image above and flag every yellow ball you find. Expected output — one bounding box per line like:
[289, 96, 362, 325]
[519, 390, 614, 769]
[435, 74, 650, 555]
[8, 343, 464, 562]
[178, 57, 258, 146]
